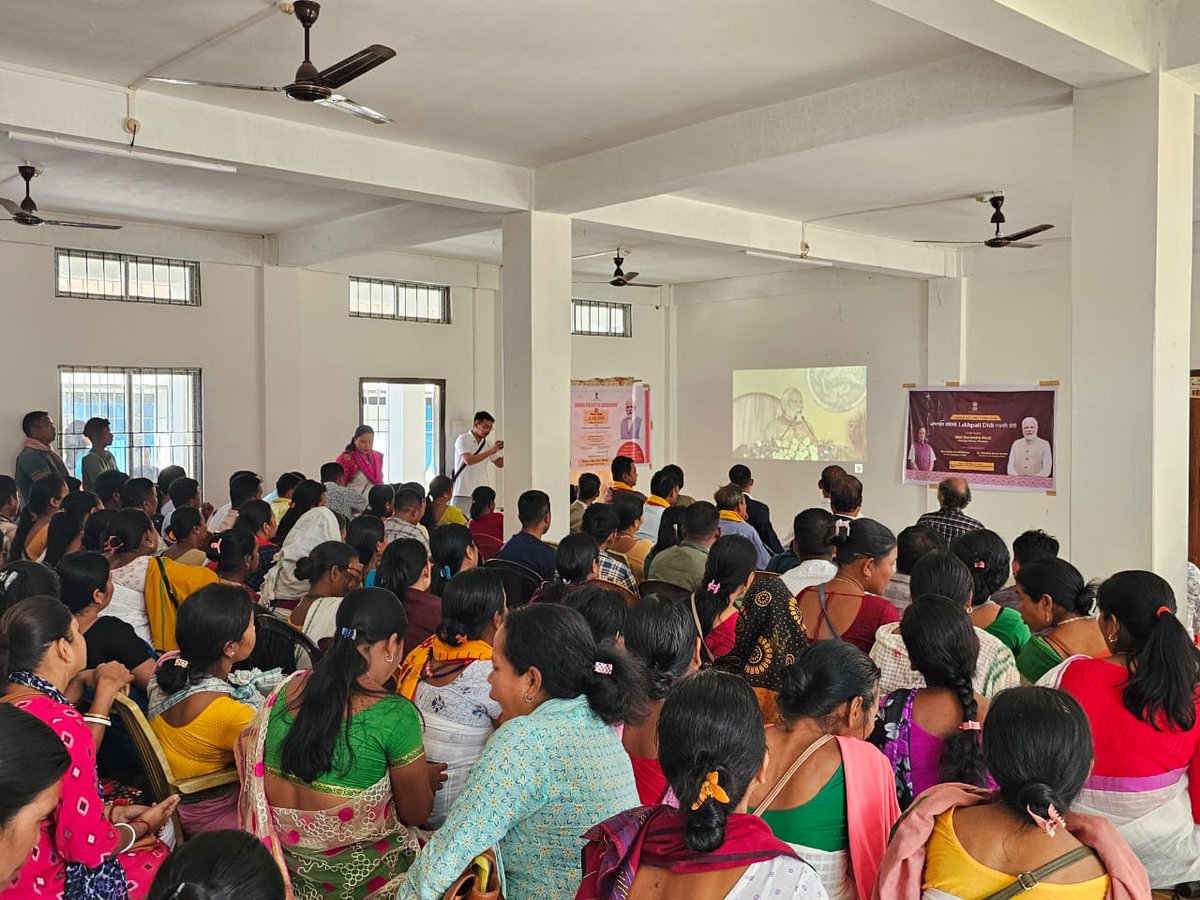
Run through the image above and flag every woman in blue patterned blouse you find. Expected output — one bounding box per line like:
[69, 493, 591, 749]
[398, 603, 647, 899]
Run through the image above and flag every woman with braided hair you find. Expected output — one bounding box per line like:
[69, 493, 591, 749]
[692, 534, 758, 659]
[871, 595, 990, 809]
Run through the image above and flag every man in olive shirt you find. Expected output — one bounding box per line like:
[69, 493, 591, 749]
[14, 410, 68, 502]
[646, 501, 720, 591]
[80, 417, 118, 493]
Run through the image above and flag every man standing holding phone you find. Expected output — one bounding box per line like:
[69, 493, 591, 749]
[451, 410, 504, 513]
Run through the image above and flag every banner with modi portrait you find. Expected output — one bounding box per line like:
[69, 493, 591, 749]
[902, 385, 1057, 492]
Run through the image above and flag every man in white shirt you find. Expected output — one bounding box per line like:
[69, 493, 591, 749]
[1007, 417, 1053, 477]
[635, 468, 681, 542]
[451, 411, 504, 512]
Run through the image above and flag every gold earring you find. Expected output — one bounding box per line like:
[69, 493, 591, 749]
[524, 693, 534, 703]
[1108, 632, 1118, 644]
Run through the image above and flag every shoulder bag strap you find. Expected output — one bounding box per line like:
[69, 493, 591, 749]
[980, 845, 1098, 900]
[689, 594, 715, 664]
[451, 438, 487, 485]
[817, 583, 842, 641]
[752, 733, 834, 817]
[155, 556, 181, 610]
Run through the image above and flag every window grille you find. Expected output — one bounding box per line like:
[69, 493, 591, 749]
[349, 276, 450, 323]
[571, 298, 632, 337]
[55, 248, 200, 305]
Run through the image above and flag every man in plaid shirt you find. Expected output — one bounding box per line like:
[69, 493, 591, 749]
[581, 502, 638, 593]
[915, 477, 985, 544]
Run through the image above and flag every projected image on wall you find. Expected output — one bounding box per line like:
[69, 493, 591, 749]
[733, 366, 867, 462]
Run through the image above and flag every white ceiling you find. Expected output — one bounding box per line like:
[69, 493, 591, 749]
[0, 0, 967, 165]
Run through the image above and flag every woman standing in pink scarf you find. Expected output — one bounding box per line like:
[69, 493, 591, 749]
[336, 426, 385, 497]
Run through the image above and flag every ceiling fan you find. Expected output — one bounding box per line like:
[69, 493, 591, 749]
[1, 166, 121, 229]
[915, 194, 1053, 248]
[147, 1, 395, 124]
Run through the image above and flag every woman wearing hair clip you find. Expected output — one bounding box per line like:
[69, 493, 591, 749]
[399, 603, 645, 899]
[796, 517, 899, 654]
[874, 686, 1148, 899]
[692, 534, 758, 660]
[950, 529, 1031, 656]
[427, 523, 478, 597]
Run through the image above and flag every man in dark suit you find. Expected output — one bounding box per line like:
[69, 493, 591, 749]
[728, 464, 782, 556]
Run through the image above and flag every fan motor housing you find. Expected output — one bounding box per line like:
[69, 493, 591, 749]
[285, 81, 332, 102]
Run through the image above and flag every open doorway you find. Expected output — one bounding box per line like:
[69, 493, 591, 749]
[359, 378, 445, 485]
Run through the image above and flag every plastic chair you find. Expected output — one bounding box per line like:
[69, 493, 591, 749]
[109, 693, 239, 842]
[483, 558, 545, 608]
[248, 611, 322, 673]
[473, 533, 503, 562]
[595, 578, 638, 608]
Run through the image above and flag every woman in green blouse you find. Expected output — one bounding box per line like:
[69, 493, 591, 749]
[951, 530, 1032, 655]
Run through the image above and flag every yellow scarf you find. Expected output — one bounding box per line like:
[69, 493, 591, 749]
[718, 509, 746, 524]
[645, 495, 671, 508]
[610, 481, 634, 493]
[396, 635, 493, 700]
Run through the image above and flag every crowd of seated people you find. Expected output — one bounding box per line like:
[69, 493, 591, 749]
[2, 416, 1199, 899]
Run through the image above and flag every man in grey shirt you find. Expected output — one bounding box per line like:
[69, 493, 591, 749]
[80, 417, 118, 493]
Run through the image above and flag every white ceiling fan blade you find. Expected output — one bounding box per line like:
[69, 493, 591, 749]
[315, 95, 392, 124]
[146, 76, 282, 92]
[40, 219, 122, 229]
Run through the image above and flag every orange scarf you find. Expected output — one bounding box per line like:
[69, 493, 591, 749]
[396, 635, 493, 699]
[718, 509, 746, 524]
[645, 495, 670, 508]
[610, 481, 634, 493]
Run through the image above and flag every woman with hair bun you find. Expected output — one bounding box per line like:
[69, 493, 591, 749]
[1014, 558, 1106, 683]
[874, 687, 1149, 899]
[796, 517, 900, 654]
[536, 533, 601, 605]
[399, 603, 646, 899]
[206, 528, 262, 601]
[693, 534, 758, 659]
[427, 522, 477, 597]
[161, 506, 210, 567]
[287, 541, 363, 648]
[1039, 571, 1200, 888]
[396, 567, 505, 826]
[871, 596, 990, 809]
[750, 642, 898, 900]
[950, 529, 1031, 655]
[579, 669, 825, 899]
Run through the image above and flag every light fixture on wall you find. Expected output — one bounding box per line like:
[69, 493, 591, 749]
[5, 131, 238, 174]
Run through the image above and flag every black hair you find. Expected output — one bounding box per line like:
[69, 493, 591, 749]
[156, 584, 254, 694]
[624, 595, 696, 701]
[0, 595, 74, 681]
[166, 506, 203, 544]
[829, 475, 863, 513]
[683, 501, 719, 541]
[319, 462, 345, 484]
[93, 469, 130, 504]
[419, 476, 456, 530]
[168, 477, 200, 509]
[0, 704, 70, 829]
[229, 473, 263, 508]
[274, 480, 325, 544]
[147, 828, 285, 900]
[473, 410, 495, 424]
[694, 535, 758, 638]
[792, 508, 836, 559]
[727, 464, 752, 489]
[1097, 570, 1200, 732]
[818, 465, 847, 492]
[1015, 558, 1094, 617]
[554, 533, 600, 584]
[56, 551, 111, 615]
[950, 529, 1010, 603]
[909, 549, 974, 607]
[658, 669, 765, 853]
[343, 425, 374, 454]
[10, 476, 66, 562]
[293, 541, 358, 586]
[936, 478, 972, 510]
[0, 560, 61, 610]
[81, 508, 115, 553]
[20, 411, 49, 437]
[275, 471, 306, 497]
[368, 484, 395, 519]
[206, 529, 259, 579]
[581, 503, 619, 545]
[563, 586, 627, 644]
[436, 568, 505, 645]
[376, 538, 429, 595]
[83, 416, 110, 440]
[120, 477, 156, 510]
[662, 464, 685, 488]
[984, 687, 1093, 831]
[501, 603, 645, 726]
[896, 524, 947, 575]
[235, 499, 273, 536]
[345, 515, 385, 568]
[830, 517, 895, 568]
[280, 588, 406, 782]
[900, 596, 988, 788]
[469, 486, 496, 521]
[516, 490, 550, 527]
[1013, 529, 1060, 567]
[102, 509, 154, 557]
[62, 490, 100, 520]
[578, 473, 602, 502]
[42, 510, 83, 568]
[613, 492, 645, 531]
[648, 469, 676, 500]
[0, 475, 16, 509]
[64, 476, 81, 494]
[779, 640, 881, 725]
[226, 470, 256, 489]
[611, 455, 635, 482]
[652, 506, 688, 556]
[156, 465, 186, 498]
[429, 524, 476, 597]
[569, 484, 577, 505]
[394, 486, 424, 516]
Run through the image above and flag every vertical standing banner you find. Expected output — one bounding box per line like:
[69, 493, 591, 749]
[903, 385, 1057, 492]
[570, 379, 651, 483]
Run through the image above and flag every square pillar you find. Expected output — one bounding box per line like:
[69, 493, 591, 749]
[500, 212, 573, 539]
[1070, 74, 1194, 592]
[924, 276, 967, 512]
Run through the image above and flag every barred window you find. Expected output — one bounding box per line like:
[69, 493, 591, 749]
[58, 366, 203, 483]
[349, 276, 450, 323]
[572, 298, 632, 337]
[55, 248, 200, 305]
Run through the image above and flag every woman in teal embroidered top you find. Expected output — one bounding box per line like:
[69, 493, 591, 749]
[398, 603, 648, 899]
